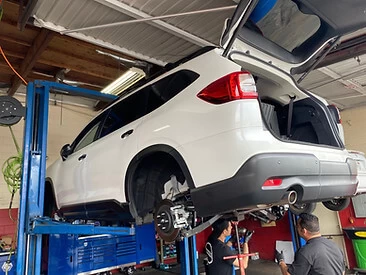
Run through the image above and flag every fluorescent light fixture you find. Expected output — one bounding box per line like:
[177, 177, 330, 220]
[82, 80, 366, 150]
[101, 68, 145, 95]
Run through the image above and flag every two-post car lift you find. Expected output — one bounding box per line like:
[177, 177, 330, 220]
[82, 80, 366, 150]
[14, 80, 200, 275]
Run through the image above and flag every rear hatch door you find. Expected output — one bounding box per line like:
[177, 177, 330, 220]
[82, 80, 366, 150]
[221, 0, 366, 75]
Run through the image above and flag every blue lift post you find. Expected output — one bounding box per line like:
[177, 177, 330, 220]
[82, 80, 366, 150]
[16, 81, 117, 275]
[288, 212, 306, 253]
[180, 236, 199, 275]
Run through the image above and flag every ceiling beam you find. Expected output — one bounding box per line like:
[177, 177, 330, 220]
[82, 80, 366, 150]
[0, 35, 32, 47]
[33, 16, 166, 66]
[317, 35, 366, 69]
[18, 0, 39, 31]
[7, 28, 55, 96]
[37, 49, 121, 80]
[92, 0, 215, 47]
[318, 67, 366, 96]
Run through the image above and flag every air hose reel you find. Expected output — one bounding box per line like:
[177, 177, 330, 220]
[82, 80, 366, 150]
[0, 96, 25, 126]
[0, 96, 25, 220]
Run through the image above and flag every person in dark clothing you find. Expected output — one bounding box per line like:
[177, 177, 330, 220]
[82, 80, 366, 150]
[276, 213, 345, 275]
[205, 219, 253, 275]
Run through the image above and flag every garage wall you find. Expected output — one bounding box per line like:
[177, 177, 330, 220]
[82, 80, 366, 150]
[0, 98, 96, 210]
[341, 107, 366, 152]
[337, 106, 366, 269]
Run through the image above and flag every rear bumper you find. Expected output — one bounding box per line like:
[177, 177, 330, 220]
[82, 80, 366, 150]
[190, 153, 358, 217]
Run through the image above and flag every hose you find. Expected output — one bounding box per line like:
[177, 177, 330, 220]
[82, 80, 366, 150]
[2, 126, 22, 221]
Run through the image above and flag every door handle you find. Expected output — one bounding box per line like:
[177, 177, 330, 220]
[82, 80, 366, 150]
[78, 154, 87, 161]
[121, 129, 134, 139]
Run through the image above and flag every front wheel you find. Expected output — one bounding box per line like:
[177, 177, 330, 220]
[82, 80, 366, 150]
[289, 202, 316, 215]
[322, 198, 350, 211]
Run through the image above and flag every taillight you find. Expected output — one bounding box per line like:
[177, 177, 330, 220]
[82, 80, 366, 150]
[197, 71, 257, 104]
[262, 178, 283, 187]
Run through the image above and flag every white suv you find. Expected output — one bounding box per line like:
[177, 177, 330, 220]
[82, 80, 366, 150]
[46, 0, 365, 240]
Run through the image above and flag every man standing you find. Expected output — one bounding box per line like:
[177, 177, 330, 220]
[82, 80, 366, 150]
[205, 219, 253, 275]
[276, 213, 345, 275]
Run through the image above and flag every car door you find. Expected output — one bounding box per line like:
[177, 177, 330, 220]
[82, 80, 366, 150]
[55, 113, 106, 206]
[81, 89, 148, 205]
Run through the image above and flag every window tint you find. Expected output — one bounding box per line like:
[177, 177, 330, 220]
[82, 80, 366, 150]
[255, 0, 320, 52]
[146, 70, 199, 112]
[100, 91, 148, 138]
[74, 119, 103, 152]
[99, 70, 199, 138]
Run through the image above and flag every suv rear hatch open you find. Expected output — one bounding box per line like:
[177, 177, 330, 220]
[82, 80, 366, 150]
[220, 0, 366, 148]
[221, 0, 366, 75]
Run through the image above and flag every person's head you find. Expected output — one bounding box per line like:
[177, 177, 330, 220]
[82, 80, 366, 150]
[212, 219, 232, 239]
[297, 213, 321, 240]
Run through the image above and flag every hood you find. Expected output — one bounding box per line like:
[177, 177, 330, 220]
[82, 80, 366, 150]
[221, 0, 366, 75]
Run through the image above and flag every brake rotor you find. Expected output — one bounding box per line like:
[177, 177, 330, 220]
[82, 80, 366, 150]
[154, 199, 179, 242]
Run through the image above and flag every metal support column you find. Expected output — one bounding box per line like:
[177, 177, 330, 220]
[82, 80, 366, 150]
[288, 212, 305, 253]
[180, 235, 199, 275]
[16, 81, 116, 275]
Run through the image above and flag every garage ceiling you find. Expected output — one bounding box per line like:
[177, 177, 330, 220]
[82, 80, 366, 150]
[0, 0, 366, 110]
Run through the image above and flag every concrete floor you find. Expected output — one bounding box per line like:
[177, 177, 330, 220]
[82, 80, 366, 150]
[133, 259, 360, 275]
[134, 259, 282, 275]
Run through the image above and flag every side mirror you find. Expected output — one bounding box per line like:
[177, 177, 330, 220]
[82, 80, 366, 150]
[60, 144, 72, 161]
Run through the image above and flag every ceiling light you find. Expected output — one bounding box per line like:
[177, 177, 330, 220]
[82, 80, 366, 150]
[101, 68, 145, 95]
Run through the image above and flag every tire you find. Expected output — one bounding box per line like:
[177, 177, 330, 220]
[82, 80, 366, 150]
[289, 202, 316, 215]
[322, 198, 350, 211]
[43, 183, 57, 218]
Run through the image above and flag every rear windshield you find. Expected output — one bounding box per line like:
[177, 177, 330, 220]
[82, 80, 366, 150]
[250, 0, 320, 52]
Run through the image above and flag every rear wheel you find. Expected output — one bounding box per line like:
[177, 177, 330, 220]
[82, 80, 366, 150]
[322, 198, 350, 211]
[289, 202, 316, 215]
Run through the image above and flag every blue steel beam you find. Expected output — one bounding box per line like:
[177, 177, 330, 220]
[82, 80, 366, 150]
[16, 81, 117, 275]
[34, 80, 117, 102]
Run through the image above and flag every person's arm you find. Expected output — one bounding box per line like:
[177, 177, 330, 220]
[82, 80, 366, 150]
[279, 261, 291, 275]
[276, 250, 291, 275]
[232, 242, 249, 268]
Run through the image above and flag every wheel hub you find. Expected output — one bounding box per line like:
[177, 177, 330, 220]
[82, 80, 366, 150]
[154, 199, 180, 242]
[155, 207, 174, 234]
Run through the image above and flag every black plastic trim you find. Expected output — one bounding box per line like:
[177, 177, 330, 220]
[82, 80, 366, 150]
[58, 199, 133, 221]
[125, 145, 195, 202]
[190, 153, 357, 217]
[124, 144, 194, 219]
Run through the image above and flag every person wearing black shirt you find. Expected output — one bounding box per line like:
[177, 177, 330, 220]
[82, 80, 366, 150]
[205, 219, 253, 275]
[276, 213, 345, 275]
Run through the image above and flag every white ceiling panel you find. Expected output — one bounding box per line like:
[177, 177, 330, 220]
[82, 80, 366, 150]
[32, 0, 235, 65]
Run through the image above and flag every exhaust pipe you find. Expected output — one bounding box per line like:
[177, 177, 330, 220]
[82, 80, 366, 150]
[279, 190, 297, 205]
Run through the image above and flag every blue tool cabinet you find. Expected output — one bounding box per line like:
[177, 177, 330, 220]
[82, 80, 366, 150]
[47, 223, 156, 274]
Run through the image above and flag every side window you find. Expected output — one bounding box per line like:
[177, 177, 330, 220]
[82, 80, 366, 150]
[98, 70, 199, 139]
[99, 90, 148, 138]
[146, 70, 199, 113]
[72, 114, 105, 153]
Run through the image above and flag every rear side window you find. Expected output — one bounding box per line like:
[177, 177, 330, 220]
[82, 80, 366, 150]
[99, 70, 199, 138]
[146, 69, 199, 112]
[100, 91, 148, 138]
